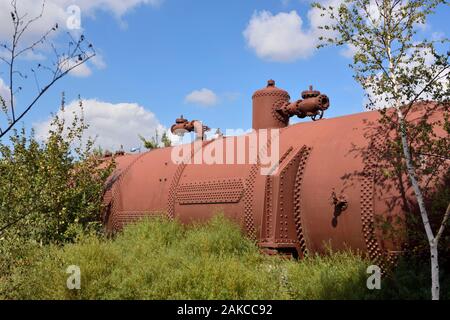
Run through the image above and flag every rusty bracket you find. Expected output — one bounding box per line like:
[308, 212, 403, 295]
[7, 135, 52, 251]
[331, 189, 348, 212]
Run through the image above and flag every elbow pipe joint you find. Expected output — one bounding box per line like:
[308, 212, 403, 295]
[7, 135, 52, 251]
[276, 86, 330, 121]
[171, 116, 210, 140]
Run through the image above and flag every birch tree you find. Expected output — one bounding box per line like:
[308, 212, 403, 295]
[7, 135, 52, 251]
[312, 0, 449, 299]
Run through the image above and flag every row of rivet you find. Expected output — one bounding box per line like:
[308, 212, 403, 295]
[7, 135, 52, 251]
[360, 138, 387, 271]
[277, 147, 295, 240]
[293, 146, 312, 257]
[244, 164, 259, 241]
[252, 91, 290, 99]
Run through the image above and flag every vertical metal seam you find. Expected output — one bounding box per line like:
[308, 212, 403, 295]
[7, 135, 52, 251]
[264, 176, 273, 240]
[361, 138, 387, 270]
[276, 147, 294, 241]
[293, 146, 311, 257]
[244, 164, 259, 241]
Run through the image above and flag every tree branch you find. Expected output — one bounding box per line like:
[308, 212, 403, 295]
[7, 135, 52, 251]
[0, 0, 95, 138]
[0, 54, 94, 139]
[435, 203, 450, 244]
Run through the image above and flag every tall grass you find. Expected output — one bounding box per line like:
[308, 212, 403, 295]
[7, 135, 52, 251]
[1, 215, 447, 300]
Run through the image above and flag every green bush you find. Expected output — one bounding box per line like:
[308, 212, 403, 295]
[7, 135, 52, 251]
[376, 256, 450, 300]
[2, 215, 448, 300]
[283, 250, 373, 300]
[0, 100, 114, 277]
[1, 215, 380, 300]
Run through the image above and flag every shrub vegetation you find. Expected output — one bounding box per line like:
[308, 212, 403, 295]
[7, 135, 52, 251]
[1, 215, 448, 300]
[0, 99, 114, 282]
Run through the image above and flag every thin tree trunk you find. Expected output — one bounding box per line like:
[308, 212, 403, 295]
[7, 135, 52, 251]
[396, 108, 440, 300]
[430, 243, 439, 300]
[387, 29, 441, 297]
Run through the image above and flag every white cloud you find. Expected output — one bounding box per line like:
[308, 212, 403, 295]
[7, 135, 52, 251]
[243, 10, 316, 62]
[242, 1, 360, 62]
[71, 63, 93, 77]
[91, 54, 107, 70]
[0, 1, 163, 48]
[0, 78, 10, 109]
[59, 56, 93, 77]
[340, 44, 359, 58]
[34, 99, 166, 151]
[184, 88, 218, 107]
[0, 1, 65, 42]
[307, 0, 340, 31]
[58, 53, 107, 78]
[0, 1, 154, 81]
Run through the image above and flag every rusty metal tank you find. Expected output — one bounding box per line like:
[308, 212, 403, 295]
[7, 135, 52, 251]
[101, 80, 446, 265]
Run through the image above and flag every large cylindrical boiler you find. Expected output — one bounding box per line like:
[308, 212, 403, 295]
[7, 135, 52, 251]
[101, 80, 446, 266]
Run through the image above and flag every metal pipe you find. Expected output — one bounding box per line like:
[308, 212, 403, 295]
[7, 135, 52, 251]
[171, 115, 210, 140]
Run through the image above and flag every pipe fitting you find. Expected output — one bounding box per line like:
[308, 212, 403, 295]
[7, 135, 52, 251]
[276, 86, 330, 121]
[171, 115, 210, 140]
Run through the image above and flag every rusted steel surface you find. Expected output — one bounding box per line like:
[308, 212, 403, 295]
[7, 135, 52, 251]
[102, 80, 447, 260]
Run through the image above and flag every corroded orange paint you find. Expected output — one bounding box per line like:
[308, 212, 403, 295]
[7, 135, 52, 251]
[102, 80, 447, 262]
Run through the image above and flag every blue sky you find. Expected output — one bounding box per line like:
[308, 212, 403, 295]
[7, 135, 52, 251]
[0, 0, 449, 150]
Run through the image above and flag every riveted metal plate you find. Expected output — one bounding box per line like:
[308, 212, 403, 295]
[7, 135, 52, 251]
[293, 146, 312, 257]
[167, 140, 213, 217]
[176, 178, 244, 204]
[361, 135, 386, 270]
